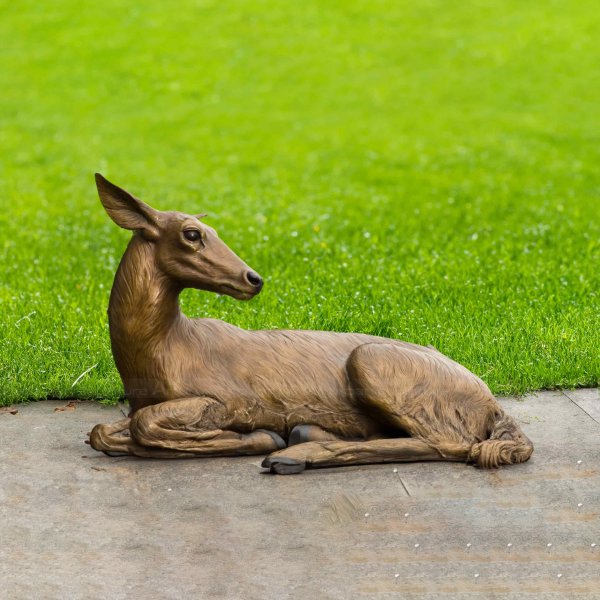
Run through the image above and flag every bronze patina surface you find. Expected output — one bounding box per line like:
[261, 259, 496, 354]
[89, 174, 533, 473]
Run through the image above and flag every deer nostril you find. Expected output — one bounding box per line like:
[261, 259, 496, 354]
[246, 271, 263, 289]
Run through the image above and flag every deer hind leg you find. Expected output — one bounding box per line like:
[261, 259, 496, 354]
[347, 343, 532, 468]
[262, 343, 500, 474]
[262, 437, 450, 474]
[89, 397, 286, 458]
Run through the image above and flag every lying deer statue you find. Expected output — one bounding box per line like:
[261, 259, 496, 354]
[89, 174, 533, 473]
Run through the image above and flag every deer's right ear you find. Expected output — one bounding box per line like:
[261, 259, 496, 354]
[95, 173, 160, 240]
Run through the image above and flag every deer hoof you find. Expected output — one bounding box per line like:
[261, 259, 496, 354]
[288, 425, 312, 446]
[261, 456, 306, 475]
[254, 429, 287, 450]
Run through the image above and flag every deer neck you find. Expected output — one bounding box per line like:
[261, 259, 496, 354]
[108, 235, 183, 389]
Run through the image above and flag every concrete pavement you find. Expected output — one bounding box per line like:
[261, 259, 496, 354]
[0, 389, 598, 599]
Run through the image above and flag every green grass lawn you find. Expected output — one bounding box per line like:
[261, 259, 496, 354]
[1, 0, 599, 404]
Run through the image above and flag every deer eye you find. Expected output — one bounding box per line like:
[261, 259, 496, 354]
[183, 229, 202, 242]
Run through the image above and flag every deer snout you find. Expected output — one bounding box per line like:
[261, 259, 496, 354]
[245, 270, 263, 291]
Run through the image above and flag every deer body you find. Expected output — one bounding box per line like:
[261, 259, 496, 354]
[89, 175, 533, 473]
[109, 235, 385, 436]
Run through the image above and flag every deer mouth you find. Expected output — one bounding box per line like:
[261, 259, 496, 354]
[218, 284, 258, 301]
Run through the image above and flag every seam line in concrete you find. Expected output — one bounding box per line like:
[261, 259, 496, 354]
[395, 473, 411, 497]
[560, 390, 600, 426]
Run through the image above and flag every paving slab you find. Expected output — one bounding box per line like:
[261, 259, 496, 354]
[0, 391, 599, 600]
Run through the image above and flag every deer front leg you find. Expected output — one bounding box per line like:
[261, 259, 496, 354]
[88, 418, 195, 458]
[89, 397, 286, 458]
[288, 424, 346, 445]
[87, 417, 142, 457]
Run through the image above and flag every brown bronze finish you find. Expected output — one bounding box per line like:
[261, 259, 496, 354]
[89, 174, 533, 473]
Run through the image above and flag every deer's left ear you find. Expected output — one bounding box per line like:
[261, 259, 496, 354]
[95, 173, 160, 240]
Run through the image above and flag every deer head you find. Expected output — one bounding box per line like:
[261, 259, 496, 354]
[95, 173, 263, 300]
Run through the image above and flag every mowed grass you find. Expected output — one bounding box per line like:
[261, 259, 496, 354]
[0, 0, 599, 404]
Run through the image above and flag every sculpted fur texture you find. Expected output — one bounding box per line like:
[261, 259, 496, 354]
[88, 174, 533, 473]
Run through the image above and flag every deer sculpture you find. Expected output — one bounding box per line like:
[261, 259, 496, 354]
[89, 174, 533, 473]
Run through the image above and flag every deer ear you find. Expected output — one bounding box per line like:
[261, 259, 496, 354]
[95, 173, 160, 240]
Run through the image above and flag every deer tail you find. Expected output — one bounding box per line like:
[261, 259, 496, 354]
[468, 412, 534, 468]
